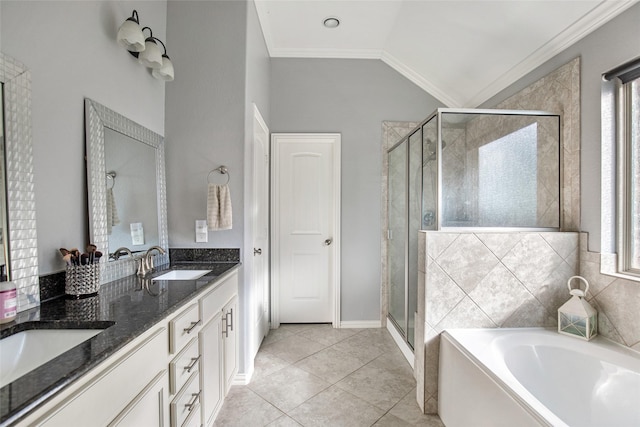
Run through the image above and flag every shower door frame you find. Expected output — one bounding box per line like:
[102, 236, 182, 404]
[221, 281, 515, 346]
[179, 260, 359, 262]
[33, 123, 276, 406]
[385, 107, 563, 352]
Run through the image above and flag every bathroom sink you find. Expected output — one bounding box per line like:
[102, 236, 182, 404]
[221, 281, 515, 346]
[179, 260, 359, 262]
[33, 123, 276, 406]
[152, 270, 211, 281]
[0, 329, 104, 388]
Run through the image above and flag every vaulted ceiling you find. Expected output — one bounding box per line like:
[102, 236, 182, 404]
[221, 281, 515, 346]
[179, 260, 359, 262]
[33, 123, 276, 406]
[254, 0, 637, 107]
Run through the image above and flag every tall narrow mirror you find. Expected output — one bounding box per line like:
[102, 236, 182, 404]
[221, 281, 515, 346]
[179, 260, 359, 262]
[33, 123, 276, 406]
[0, 82, 8, 281]
[0, 52, 40, 311]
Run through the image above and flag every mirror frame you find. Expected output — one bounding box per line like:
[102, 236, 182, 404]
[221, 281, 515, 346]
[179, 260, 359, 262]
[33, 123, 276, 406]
[0, 52, 40, 311]
[85, 98, 168, 284]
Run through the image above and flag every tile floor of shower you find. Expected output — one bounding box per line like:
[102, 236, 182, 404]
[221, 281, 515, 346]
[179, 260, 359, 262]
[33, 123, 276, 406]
[214, 324, 444, 426]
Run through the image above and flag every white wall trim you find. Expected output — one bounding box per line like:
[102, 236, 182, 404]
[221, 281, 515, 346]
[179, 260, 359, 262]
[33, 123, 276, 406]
[233, 368, 253, 386]
[386, 321, 414, 369]
[380, 52, 458, 108]
[256, 0, 636, 109]
[464, 0, 638, 107]
[340, 320, 382, 329]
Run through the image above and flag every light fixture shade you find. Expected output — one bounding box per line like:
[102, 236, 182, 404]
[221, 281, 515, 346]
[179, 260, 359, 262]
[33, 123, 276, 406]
[152, 55, 175, 81]
[138, 39, 163, 69]
[117, 18, 145, 52]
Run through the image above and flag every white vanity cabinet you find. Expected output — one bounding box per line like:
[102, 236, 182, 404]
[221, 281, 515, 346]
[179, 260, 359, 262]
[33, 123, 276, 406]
[23, 326, 169, 427]
[198, 272, 238, 427]
[15, 269, 239, 427]
[222, 295, 238, 394]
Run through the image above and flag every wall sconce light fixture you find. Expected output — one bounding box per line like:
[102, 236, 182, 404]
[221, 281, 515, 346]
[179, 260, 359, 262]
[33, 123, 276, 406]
[117, 10, 174, 81]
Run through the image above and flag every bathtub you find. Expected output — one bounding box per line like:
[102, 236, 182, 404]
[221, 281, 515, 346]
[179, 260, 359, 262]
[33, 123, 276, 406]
[439, 328, 640, 427]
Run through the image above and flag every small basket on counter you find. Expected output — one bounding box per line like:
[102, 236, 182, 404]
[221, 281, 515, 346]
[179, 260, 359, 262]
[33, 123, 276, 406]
[65, 263, 101, 296]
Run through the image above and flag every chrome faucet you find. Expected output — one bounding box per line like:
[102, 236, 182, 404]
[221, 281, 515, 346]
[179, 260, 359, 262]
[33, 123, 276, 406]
[137, 246, 166, 277]
[111, 247, 133, 260]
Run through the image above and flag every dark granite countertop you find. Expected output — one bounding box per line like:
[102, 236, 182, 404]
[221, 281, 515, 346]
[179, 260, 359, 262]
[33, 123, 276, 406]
[0, 261, 240, 426]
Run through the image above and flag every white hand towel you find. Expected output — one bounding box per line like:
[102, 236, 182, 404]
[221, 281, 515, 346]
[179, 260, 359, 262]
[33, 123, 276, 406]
[106, 187, 120, 235]
[207, 184, 232, 230]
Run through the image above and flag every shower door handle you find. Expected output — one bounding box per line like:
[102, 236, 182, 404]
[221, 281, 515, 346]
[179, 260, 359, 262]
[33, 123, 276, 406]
[324, 238, 333, 246]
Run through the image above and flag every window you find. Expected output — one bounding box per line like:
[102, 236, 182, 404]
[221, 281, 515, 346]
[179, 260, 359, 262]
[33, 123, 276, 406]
[605, 58, 640, 277]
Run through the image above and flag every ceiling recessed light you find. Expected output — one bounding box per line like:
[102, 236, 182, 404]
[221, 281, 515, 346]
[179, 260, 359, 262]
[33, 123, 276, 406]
[323, 17, 340, 28]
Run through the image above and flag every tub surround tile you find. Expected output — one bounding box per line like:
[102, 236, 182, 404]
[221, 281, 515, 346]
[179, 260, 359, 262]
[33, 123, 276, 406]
[501, 234, 565, 291]
[436, 234, 498, 293]
[579, 232, 640, 348]
[418, 231, 579, 414]
[434, 297, 496, 333]
[425, 232, 457, 261]
[425, 263, 465, 326]
[468, 263, 533, 325]
[593, 279, 640, 346]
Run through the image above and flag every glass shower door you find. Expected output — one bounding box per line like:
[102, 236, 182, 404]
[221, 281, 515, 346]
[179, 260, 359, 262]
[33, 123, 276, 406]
[388, 141, 407, 333]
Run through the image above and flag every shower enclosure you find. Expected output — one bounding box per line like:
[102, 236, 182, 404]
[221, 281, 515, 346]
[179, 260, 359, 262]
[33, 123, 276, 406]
[387, 108, 561, 349]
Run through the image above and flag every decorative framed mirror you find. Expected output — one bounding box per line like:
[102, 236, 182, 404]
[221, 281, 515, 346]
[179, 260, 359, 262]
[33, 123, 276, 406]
[0, 52, 40, 311]
[85, 98, 168, 284]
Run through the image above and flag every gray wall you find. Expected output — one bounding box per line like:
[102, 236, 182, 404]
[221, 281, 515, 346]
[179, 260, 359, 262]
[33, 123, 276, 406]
[166, 0, 271, 374]
[165, 0, 246, 250]
[0, 1, 167, 275]
[481, 3, 640, 253]
[270, 58, 443, 322]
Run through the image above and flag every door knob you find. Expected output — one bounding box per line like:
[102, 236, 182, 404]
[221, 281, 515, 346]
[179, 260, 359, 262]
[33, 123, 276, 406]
[324, 238, 333, 246]
[254, 248, 262, 255]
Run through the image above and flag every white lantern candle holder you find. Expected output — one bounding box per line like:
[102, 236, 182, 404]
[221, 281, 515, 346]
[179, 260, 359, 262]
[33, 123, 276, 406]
[558, 275, 598, 341]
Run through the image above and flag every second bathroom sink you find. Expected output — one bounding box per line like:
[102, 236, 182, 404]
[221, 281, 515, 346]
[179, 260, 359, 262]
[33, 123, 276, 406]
[152, 270, 211, 281]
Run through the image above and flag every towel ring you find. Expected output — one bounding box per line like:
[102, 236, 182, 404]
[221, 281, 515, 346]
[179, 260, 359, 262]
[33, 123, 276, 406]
[207, 165, 230, 185]
[106, 171, 116, 190]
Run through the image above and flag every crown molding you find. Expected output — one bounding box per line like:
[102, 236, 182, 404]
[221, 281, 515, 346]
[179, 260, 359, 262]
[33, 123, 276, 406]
[464, 0, 639, 107]
[381, 51, 460, 107]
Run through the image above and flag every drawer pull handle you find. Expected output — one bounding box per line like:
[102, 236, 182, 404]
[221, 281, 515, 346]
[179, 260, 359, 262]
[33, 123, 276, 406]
[183, 320, 201, 334]
[228, 308, 234, 332]
[185, 391, 201, 412]
[184, 356, 201, 373]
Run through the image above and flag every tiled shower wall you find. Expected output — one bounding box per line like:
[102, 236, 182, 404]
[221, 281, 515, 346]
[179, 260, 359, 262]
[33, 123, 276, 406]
[415, 231, 580, 414]
[580, 233, 640, 351]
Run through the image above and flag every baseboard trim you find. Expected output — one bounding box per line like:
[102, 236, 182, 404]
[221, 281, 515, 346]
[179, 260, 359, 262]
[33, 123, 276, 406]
[233, 369, 253, 386]
[340, 320, 382, 329]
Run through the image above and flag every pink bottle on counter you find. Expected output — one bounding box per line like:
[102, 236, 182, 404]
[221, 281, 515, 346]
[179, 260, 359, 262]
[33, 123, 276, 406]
[0, 281, 17, 323]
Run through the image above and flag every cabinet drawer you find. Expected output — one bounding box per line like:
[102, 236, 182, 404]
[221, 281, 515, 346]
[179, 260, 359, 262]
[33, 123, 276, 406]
[170, 371, 200, 427]
[200, 273, 238, 324]
[170, 337, 200, 395]
[170, 304, 201, 354]
[182, 402, 201, 427]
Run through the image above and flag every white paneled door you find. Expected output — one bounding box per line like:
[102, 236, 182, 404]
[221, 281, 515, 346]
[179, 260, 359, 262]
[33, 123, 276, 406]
[251, 105, 270, 354]
[271, 133, 341, 326]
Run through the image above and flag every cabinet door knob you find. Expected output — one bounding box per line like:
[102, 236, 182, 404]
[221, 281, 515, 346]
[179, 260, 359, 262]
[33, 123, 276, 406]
[254, 248, 262, 255]
[324, 238, 333, 246]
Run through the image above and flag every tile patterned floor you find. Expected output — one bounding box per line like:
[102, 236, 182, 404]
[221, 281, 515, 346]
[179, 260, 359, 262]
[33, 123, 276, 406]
[214, 324, 445, 426]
